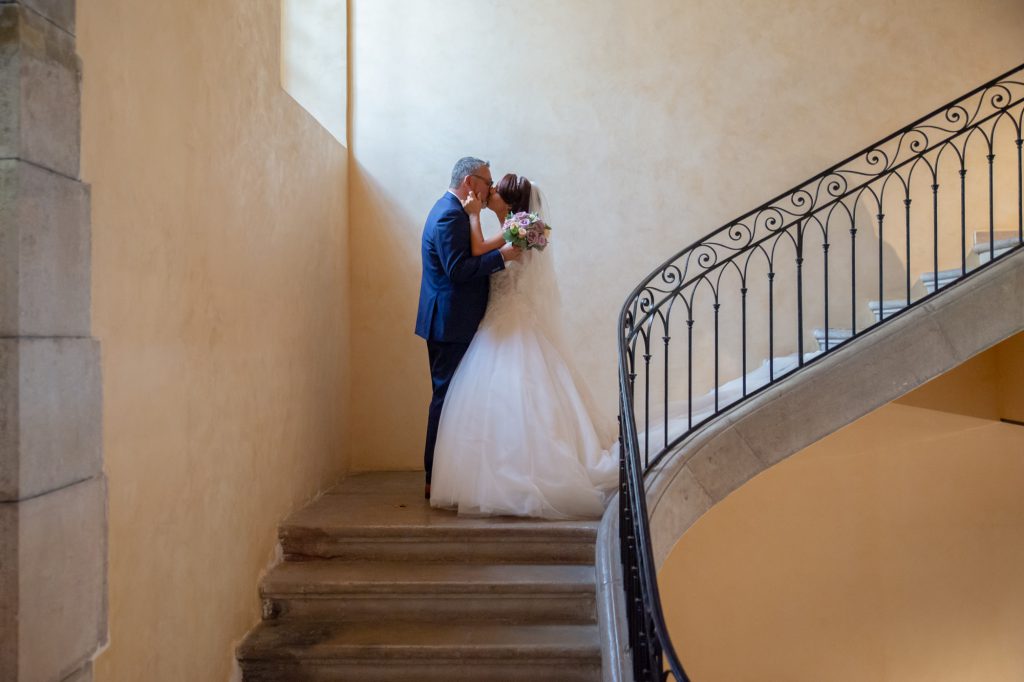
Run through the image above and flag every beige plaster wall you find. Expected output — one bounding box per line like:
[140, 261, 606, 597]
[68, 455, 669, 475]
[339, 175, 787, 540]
[348, 0, 1024, 472]
[79, 1, 350, 679]
[659, 333, 1024, 681]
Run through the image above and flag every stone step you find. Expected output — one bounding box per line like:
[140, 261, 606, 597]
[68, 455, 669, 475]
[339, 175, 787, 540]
[812, 328, 853, 352]
[970, 227, 1019, 261]
[237, 621, 602, 682]
[260, 561, 597, 623]
[920, 267, 962, 294]
[867, 299, 908, 323]
[973, 236, 1020, 264]
[280, 475, 597, 563]
[972, 228, 1017, 244]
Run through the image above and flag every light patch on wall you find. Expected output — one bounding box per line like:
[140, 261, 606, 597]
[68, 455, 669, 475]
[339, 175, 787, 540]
[280, 0, 346, 145]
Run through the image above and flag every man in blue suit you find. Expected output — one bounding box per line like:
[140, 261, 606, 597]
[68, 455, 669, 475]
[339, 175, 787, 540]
[416, 157, 521, 499]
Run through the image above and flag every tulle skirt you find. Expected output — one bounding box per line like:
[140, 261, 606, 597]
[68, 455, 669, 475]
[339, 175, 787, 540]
[429, 301, 618, 519]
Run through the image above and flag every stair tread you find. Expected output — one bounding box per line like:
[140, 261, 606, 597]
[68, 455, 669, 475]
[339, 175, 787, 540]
[238, 621, 601, 660]
[282, 480, 598, 540]
[971, 235, 1020, 252]
[921, 267, 963, 279]
[262, 561, 596, 596]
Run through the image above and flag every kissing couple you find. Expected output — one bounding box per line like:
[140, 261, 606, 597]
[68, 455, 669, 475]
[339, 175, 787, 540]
[415, 157, 617, 519]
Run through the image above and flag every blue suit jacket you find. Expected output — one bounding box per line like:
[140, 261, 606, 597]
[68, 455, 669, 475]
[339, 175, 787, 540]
[415, 193, 505, 343]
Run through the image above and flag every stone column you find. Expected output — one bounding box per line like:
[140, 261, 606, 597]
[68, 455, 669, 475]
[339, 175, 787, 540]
[0, 1, 106, 680]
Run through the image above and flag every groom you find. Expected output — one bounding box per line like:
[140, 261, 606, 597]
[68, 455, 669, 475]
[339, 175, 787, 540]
[415, 157, 521, 499]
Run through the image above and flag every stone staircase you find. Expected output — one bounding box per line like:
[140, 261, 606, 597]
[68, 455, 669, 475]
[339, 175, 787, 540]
[236, 472, 602, 681]
[818, 230, 1023, 341]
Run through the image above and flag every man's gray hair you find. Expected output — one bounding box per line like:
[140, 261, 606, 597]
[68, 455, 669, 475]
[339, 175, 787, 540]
[449, 157, 489, 189]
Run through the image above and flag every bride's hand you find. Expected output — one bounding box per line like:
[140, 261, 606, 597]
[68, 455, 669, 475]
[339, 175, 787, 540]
[488, 190, 508, 218]
[461, 190, 482, 216]
[499, 243, 523, 262]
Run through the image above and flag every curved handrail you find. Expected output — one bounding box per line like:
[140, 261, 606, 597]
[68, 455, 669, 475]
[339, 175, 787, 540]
[615, 62, 1024, 680]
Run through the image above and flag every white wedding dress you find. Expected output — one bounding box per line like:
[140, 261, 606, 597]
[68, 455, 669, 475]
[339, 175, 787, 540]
[429, 244, 619, 519]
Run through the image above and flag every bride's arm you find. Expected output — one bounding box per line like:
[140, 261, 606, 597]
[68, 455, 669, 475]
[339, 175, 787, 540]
[469, 211, 507, 257]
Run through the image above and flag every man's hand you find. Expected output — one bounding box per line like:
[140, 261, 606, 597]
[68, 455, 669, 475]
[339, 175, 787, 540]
[461, 190, 482, 216]
[499, 243, 523, 262]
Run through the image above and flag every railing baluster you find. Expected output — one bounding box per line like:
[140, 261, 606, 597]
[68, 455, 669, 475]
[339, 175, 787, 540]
[904, 195, 912, 305]
[768, 270, 775, 381]
[643, 343, 651, 469]
[823, 240, 830, 349]
[796, 227, 805, 365]
[1017, 137, 1023, 244]
[960, 166, 968, 274]
[741, 285, 748, 396]
[663, 333, 670, 452]
[988, 151, 996, 260]
[850, 224, 857, 335]
[686, 318, 694, 430]
[713, 301, 720, 411]
[932, 181, 939, 293]
[877, 210, 885, 321]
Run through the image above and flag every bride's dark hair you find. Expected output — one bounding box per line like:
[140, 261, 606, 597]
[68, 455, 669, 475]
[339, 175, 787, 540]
[496, 173, 532, 214]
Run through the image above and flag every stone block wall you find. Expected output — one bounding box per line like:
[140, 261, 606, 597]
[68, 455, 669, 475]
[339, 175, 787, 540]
[0, 1, 106, 680]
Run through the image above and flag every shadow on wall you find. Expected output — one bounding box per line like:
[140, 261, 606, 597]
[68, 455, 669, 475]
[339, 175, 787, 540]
[349, 159, 429, 471]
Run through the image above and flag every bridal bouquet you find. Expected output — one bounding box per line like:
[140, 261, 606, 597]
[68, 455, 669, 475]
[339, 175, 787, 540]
[502, 211, 551, 251]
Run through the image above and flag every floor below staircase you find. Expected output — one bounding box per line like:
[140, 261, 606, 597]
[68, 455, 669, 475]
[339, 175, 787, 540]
[236, 471, 602, 681]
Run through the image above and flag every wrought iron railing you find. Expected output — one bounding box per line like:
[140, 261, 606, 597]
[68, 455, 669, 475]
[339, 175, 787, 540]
[616, 63, 1024, 681]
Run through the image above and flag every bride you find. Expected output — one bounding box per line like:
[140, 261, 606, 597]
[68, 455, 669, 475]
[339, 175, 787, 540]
[429, 173, 619, 519]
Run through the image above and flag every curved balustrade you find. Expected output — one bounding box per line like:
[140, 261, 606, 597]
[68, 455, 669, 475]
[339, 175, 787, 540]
[616, 63, 1024, 681]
